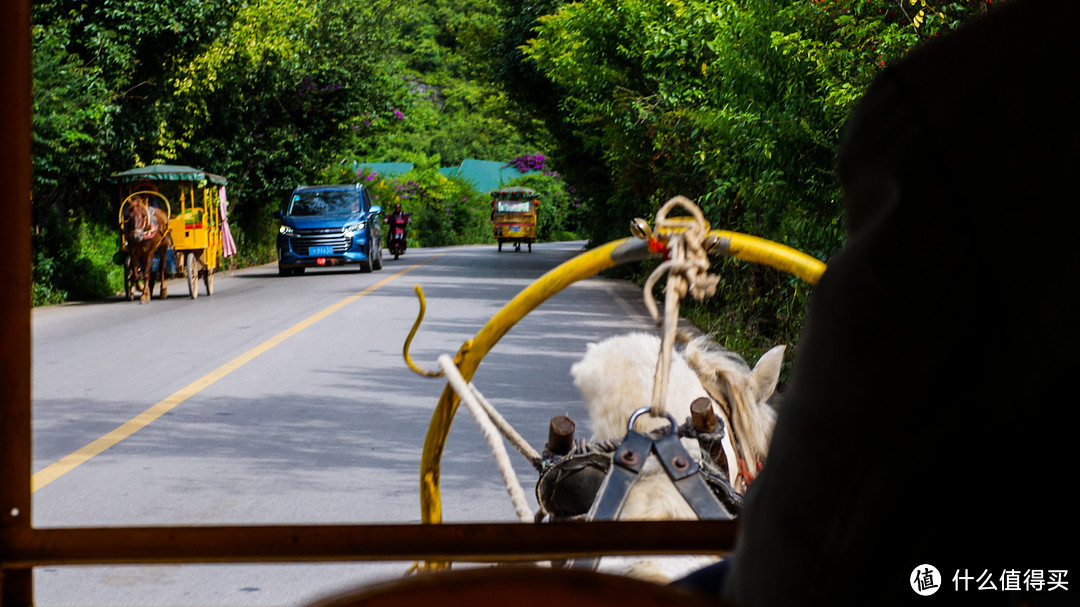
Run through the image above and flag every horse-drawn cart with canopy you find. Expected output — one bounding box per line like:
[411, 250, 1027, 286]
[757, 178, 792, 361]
[110, 165, 236, 300]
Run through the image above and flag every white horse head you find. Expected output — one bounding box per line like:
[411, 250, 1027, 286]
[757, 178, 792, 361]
[569, 332, 784, 581]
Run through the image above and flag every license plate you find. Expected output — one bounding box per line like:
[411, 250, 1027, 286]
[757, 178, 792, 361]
[309, 246, 333, 256]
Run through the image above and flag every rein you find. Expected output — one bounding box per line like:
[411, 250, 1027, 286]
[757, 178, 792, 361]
[636, 197, 721, 421]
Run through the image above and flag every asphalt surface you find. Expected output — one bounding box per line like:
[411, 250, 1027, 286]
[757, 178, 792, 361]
[30, 241, 661, 607]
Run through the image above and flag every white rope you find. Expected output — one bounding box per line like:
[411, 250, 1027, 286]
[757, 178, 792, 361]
[469, 384, 543, 465]
[438, 354, 535, 523]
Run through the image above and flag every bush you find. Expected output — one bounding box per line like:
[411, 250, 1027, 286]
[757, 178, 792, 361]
[32, 209, 124, 305]
[32, 252, 67, 306]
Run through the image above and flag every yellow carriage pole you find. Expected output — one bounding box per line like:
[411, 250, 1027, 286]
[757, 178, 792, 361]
[708, 230, 827, 286]
[418, 231, 826, 538]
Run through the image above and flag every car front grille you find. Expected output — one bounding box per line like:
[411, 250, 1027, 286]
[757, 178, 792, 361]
[290, 228, 352, 255]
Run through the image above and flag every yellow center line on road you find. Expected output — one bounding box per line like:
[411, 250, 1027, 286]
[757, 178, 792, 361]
[32, 253, 448, 493]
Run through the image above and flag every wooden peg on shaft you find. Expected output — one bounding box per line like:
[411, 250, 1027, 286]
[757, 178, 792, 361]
[546, 415, 576, 456]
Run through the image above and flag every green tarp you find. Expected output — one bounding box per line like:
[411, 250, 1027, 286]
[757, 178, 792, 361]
[355, 162, 415, 178]
[446, 159, 540, 195]
[352, 159, 541, 194]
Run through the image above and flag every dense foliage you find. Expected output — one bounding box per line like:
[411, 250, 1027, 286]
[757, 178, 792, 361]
[509, 0, 992, 359]
[31, 0, 996, 356]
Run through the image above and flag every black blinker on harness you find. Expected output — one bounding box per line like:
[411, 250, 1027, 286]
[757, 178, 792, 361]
[536, 408, 741, 570]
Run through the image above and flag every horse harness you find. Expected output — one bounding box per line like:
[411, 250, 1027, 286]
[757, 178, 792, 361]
[127, 203, 162, 242]
[537, 407, 741, 570]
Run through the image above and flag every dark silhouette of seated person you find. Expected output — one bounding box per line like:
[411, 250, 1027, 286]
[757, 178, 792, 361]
[680, 1, 1077, 604]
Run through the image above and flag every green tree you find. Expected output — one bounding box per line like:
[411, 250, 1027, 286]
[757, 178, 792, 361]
[361, 168, 493, 248]
[31, 0, 238, 220]
[521, 0, 993, 359]
[31, 19, 119, 215]
[353, 0, 549, 169]
[137, 0, 408, 263]
[30, 0, 239, 300]
[494, 0, 613, 235]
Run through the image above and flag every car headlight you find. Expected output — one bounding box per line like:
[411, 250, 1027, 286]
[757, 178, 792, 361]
[342, 221, 366, 236]
[279, 225, 295, 236]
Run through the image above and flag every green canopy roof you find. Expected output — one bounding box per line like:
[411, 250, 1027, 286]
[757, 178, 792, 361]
[490, 186, 540, 199]
[110, 165, 227, 186]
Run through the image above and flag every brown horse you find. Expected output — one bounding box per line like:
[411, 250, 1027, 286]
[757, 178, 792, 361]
[122, 195, 171, 303]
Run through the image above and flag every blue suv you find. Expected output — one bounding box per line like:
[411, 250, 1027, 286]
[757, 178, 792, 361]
[273, 184, 383, 276]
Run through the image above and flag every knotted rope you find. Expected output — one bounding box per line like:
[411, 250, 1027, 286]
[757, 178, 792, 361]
[636, 196, 721, 420]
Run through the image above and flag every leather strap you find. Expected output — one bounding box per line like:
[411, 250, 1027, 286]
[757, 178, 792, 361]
[653, 431, 735, 521]
[585, 431, 652, 521]
[569, 429, 732, 570]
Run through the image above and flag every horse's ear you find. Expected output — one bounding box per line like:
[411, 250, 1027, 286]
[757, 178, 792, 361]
[750, 345, 785, 403]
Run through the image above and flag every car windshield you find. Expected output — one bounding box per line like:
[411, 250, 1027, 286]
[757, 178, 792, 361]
[288, 190, 361, 216]
[496, 200, 530, 213]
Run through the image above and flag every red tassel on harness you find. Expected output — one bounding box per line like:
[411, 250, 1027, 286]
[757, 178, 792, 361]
[738, 457, 760, 488]
[648, 237, 668, 259]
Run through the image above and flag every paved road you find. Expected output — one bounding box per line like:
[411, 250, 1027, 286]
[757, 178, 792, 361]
[30, 241, 659, 607]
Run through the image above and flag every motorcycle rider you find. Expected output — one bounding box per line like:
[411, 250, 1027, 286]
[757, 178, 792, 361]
[385, 203, 412, 258]
[387, 203, 410, 226]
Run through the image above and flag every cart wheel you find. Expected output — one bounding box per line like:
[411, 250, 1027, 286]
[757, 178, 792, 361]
[186, 253, 198, 299]
[204, 266, 214, 296]
[498, 241, 503, 252]
[528, 241, 532, 252]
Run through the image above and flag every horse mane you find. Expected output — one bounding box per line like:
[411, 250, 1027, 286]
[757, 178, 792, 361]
[681, 336, 784, 483]
[572, 332, 784, 493]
